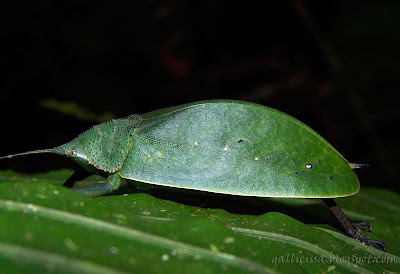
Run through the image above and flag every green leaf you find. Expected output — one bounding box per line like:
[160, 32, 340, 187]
[0, 170, 399, 273]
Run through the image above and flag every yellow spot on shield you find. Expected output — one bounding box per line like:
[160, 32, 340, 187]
[157, 151, 163, 158]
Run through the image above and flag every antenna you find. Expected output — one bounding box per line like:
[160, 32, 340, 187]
[0, 149, 54, 160]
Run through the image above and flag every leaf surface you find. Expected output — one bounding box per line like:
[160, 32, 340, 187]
[0, 170, 399, 273]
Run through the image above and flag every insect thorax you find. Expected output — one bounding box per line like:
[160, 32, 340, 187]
[78, 116, 140, 172]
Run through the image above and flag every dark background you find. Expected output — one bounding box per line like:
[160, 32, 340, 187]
[1, 1, 399, 193]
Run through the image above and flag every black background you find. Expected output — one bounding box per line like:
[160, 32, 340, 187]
[1, 1, 399, 193]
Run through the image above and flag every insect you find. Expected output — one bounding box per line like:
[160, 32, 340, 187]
[0, 100, 386, 251]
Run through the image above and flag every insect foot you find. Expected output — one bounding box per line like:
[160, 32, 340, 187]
[323, 198, 386, 251]
[353, 222, 372, 232]
[350, 231, 387, 251]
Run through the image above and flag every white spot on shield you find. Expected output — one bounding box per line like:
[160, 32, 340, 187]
[223, 145, 229, 151]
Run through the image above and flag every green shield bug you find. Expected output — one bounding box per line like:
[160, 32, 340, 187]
[0, 100, 386, 251]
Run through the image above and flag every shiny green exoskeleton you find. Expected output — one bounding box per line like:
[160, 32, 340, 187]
[0, 100, 386, 250]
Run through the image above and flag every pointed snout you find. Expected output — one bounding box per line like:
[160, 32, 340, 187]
[52, 145, 68, 156]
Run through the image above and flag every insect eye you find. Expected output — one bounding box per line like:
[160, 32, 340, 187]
[68, 149, 77, 158]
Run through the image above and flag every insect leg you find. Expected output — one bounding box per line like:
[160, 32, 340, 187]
[63, 168, 92, 188]
[71, 173, 123, 197]
[323, 199, 387, 251]
[352, 222, 372, 232]
[72, 183, 113, 197]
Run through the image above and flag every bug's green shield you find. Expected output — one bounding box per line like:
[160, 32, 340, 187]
[120, 100, 359, 198]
